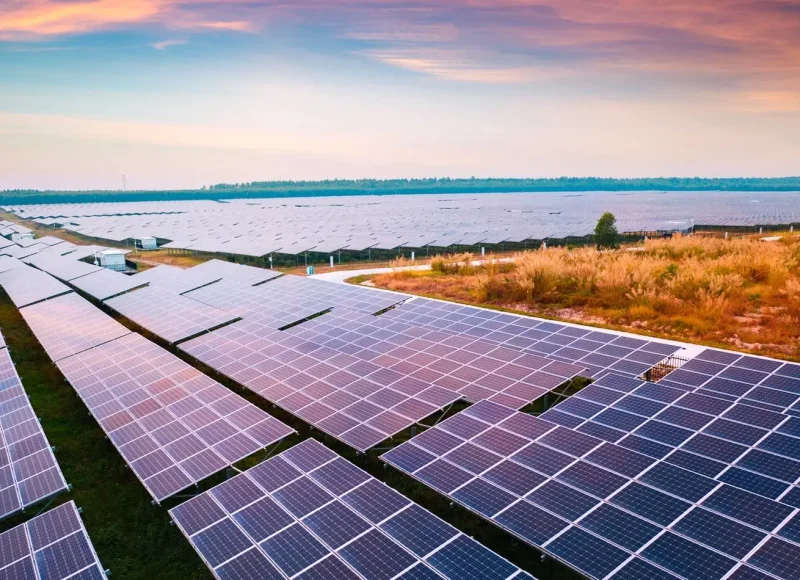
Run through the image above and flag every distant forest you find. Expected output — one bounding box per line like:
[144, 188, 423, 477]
[2, 177, 800, 204]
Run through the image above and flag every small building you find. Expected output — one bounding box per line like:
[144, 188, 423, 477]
[95, 249, 127, 271]
[135, 236, 158, 251]
[10, 232, 34, 243]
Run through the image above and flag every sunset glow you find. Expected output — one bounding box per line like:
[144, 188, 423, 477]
[2, 0, 799, 189]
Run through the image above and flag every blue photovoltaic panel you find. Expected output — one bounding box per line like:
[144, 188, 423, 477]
[0, 265, 72, 308]
[53, 333, 295, 502]
[170, 439, 531, 580]
[19, 293, 131, 362]
[383, 400, 800, 580]
[0, 336, 69, 520]
[106, 286, 239, 343]
[0, 501, 107, 579]
[549, 372, 800, 514]
[179, 297, 590, 451]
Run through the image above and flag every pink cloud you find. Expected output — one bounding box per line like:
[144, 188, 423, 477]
[1, 0, 798, 94]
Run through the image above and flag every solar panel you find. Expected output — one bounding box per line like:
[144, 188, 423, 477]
[129, 264, 221, 294]
[170, 438, 532, 580]
[70, 267, 149, 300]
[0, 500, 107, 579]
[54, 333, 295, 501]
[7, 192, 800, 260]
[20, 293, 131, 362]
[545, 373, 800, 500]
[179, 304, 588, 451]
[181, 321, 462, 452]
[2, 243, 44, 260]
[106, 286, 240, 343]
[25, 253, 104, 281]
[184, 279, 334, 327]
[185, 274, 408, 321]
[382, 400, 800, 580]
[0, 265, 72, 308]
[189, 259, 282, 286]
[0, 255, 26, 274]
[385, 298, 681, 379]
[0, 342, 69, 519]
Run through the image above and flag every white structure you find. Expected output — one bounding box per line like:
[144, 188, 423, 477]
[10, 232, 33, 243]
[95, 249, 127, 271]
[136, 236, 158, 251]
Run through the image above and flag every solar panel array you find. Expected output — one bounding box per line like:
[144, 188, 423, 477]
[0, 265, 72, 308]
[184, 280, 334, 327]
[170, 438, 533, 580]
[1, 243, 44, 260]
[27, 235, 64, 247]
[54, 333, 295, 501]
[0, 256, 25, 274]
[185, 274, 408, 322]
[0, 336, 69, 520]
[14, 237, 40, 248]
[19, 293, 132, 362]
[70, 267, 149, 301]
[181, 319, 464, 451]
[383, 398, 800, 580]
[383, 298, 682, 379]
[180, 298, 590, 452]
[35, 240, 78, 256]
[190, 258, 283, 286]
[130, 264, 222, 295]
[24, 252, 104, 281]
[0, 501, 107, 580]
[541, 372, 800, 505]
[105, 286, 240, 343]
[7, 190, 800, 257]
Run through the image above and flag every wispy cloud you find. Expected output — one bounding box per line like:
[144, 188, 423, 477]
[152, 38, 186, 50]
[0, 0, 162, 40]
[364, 47, 566, 83]
[0, 0, 259, 40]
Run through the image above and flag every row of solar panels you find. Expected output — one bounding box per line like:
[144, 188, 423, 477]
[9, 190, 800, 257]
[0, 330, 108, 579]
[0, 262, 535, 579]
[380, 373, 800, 579]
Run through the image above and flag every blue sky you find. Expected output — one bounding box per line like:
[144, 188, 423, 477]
[1, 1, 799, 190]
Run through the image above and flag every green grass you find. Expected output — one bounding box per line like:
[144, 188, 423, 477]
[0, 288, 581, 580]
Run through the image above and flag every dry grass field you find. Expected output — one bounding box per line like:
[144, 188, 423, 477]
[372, 235, 800, 361]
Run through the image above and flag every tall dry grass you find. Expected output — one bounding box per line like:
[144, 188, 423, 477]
[376, 236, 800, 360]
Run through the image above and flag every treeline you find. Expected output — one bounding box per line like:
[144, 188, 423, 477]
[3, 177, 800, 205]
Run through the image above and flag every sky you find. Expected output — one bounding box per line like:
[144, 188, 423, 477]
[1, 1, 799, 190]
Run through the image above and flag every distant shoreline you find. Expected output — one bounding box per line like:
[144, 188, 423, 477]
[2, 177, 800, 205]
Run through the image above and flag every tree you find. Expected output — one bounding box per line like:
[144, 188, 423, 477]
[595, 212, 619, 250]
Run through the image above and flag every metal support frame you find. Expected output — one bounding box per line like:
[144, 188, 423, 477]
[541, 377, 577, 413]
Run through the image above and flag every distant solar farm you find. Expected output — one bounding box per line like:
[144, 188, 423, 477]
[1, 196, 800, 580]
[5, 190, 800, 261]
